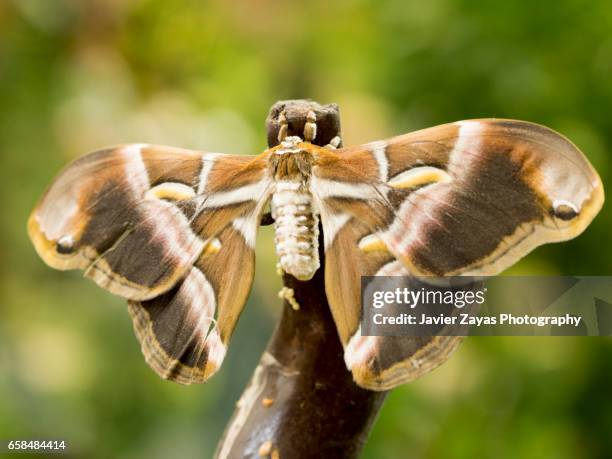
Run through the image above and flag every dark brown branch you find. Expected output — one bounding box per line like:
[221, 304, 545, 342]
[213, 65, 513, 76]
[260, 212, 274, 226]
[215, 100, 387, 459]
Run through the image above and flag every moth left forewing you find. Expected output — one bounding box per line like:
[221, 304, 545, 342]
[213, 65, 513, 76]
[29, 143, 272, 384]
[29, 145, 214, 300]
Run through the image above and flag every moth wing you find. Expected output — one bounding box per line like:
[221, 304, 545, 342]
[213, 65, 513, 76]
[312, 119, 603, 390]
[333, 119, 604, 276]
[128, 218, 261, 384]
[29, 144, 271, 383]
[311, 180, 462, 390]
[329, 241, 464, 391]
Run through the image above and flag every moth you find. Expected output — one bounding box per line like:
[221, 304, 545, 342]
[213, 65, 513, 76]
[28, 108, 604, 390]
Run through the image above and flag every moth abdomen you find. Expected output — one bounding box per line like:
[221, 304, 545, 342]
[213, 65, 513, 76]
[271, 180, 320, 281]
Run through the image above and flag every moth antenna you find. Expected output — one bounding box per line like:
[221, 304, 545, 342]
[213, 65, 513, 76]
[303, 110, 317, 142]
[325, 136, 342, 149]
[277, 111, 288, 142]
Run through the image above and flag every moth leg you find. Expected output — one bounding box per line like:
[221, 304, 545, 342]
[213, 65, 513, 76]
[278, 286, 300, 310]
[325, 136, 342, 149]
[303, 110, 317, 142]
[277, 111, 288, 142]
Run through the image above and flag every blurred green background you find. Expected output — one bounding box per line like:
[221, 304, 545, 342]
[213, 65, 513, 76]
[1, 0, 612, 458]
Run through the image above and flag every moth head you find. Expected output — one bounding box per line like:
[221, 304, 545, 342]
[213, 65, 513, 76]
[266, 100, 341, 147]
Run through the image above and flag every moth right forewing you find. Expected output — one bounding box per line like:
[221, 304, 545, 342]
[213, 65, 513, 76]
[331, 120, 603, 277]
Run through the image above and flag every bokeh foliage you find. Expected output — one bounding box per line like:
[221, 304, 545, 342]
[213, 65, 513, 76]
[1, 0, 611, 458]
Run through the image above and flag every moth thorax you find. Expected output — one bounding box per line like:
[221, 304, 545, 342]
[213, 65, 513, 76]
[271, 180, 320, 281]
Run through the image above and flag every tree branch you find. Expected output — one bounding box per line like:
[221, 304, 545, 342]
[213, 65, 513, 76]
[215, 100, 387, 459]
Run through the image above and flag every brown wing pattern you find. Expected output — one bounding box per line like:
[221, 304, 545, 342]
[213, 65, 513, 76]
[313, 119, 603, 390]
[128, 221, 257, 384]
[29, 144, 271, 383]
[377, 120, 604, 276]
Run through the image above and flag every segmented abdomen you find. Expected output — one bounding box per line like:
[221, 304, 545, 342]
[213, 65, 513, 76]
[271, 181, 320, 281]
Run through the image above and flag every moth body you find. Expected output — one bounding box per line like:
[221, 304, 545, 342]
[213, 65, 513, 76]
[269, 136, 320, 280]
